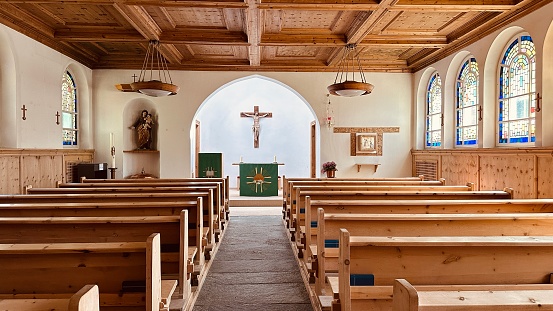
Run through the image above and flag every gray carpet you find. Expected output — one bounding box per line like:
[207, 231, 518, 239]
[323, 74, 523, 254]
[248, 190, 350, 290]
[192, 215, 313, 311]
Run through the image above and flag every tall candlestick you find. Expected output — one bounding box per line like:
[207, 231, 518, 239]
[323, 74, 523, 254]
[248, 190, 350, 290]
[110, 133, 116, 168]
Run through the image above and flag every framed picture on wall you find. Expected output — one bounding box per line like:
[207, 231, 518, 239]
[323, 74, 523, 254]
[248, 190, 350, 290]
[351, 132, 383, 156]
[358, 134, 377, 153]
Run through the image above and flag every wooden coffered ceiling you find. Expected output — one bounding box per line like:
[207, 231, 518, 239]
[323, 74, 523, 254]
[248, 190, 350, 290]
[0, 0, 548, 73]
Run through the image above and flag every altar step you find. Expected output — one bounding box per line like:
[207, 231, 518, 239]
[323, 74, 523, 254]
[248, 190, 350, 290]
[229, 189, 283, 207]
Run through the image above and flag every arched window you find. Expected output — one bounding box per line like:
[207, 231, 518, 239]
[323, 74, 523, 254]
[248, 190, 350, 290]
[426, 72, 442, 148]
[62, 71, 78, 146]
[456, 57, 479, 146]
[498, 34, 536, 145]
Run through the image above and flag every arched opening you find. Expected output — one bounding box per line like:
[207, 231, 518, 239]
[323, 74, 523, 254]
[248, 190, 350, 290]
[192, 75, 319, 188]
[414, 67, 438, 149]
[0, 27, 18, 148]
[483, 26, 525, 148]
[541, 19, 553, 146]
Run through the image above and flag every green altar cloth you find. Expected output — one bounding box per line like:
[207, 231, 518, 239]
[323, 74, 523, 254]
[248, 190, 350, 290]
[239, 163, 278, 196]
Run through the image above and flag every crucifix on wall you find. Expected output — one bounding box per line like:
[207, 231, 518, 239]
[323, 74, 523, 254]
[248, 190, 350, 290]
[240, 105, 272, 148]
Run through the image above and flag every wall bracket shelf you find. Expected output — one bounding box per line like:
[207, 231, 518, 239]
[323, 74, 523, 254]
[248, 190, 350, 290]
[356, 164, 380, 173]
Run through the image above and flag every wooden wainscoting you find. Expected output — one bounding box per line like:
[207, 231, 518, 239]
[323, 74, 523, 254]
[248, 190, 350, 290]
[412, 148, 553, 199]
[0, 149, 94, 194]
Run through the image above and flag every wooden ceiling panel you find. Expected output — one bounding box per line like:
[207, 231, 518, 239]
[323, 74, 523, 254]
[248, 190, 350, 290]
[280, 10, 339, 30]
[387, 11, 462, 33]
[31, 3, 119, 27]
[274, 46, 320, 58]
[0, 0, 546, 72]
[165, 7, 226, 28]
[188, 44, 238, 57]
[359, 46, 411, 60]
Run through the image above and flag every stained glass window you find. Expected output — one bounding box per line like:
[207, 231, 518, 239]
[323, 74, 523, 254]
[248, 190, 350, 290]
[426, 72, 442, 148]
[62, 71, 78, 146]
[456, 57, 479, 146]
[498, 34, 536, 145]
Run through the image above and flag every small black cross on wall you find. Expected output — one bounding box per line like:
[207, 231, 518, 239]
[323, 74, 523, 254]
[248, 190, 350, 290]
[21, 105, 27, 120]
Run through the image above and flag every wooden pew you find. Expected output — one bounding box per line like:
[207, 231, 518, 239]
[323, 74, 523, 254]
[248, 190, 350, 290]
[0, 193, 210, 261]
[285, 179, 448, 231]
[57, 181, 225, 224]
[282, 175, 426, 205]
[284, 177, 443, 210]
[26, 186, 220, 245]
[393, 279, 553, 311]
[337, 231, 553, 311]
[300, 188, 511, 251]
[0, 284, 99, 311]
[0, 210, 193, 300]
[295, 185, 500, 249]
[77, 177, 230, 221]
[0, 199, 206, 267]
[0, 233, 176, 311]
[315, 209, 553, 297]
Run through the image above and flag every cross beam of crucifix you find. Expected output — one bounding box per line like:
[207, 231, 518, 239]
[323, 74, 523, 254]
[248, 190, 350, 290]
[240, 105, 272, 148]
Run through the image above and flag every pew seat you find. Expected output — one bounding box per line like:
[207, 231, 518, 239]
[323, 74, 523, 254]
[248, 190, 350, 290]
[0, 285, 99, 311]
[393, 279, 553, 311]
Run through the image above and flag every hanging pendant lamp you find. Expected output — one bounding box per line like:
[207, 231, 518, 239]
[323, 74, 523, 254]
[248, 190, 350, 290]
[121, 40, 179, 97]
[327, 43, 374, 97]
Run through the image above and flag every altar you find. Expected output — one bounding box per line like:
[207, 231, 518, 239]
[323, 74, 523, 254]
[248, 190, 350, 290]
[235, 162, 283, 196]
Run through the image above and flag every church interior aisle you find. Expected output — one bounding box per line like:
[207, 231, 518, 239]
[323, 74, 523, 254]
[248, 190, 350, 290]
[191, 210, 313, 311]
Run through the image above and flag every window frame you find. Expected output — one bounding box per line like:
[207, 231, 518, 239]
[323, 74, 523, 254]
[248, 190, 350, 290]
[62, 70, 78, 147]
[455, 56, 479, 148]
[496, 33, 536, 147]
[425, 72, 443, 148]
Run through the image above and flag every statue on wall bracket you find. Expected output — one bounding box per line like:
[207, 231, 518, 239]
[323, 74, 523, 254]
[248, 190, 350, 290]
[130, 109, 155, 150]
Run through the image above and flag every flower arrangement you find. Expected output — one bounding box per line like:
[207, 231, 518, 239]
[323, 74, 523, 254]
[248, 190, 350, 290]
[321, 161, 337, 173]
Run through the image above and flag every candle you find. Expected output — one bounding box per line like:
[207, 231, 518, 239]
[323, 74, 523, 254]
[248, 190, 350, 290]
[110, 133, 116, 168]
[240, 156, 243, 162]
[274, 155, 277, 162]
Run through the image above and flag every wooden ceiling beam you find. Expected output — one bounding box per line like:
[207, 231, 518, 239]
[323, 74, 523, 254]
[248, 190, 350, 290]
[324, 0, 398, 66]
[113, 3, 161, 40]
[260, 33, 447, 47]
[261, 33, 345, 46]
[54, 29, 146, 41]
[245, 0, 261, 66]
[257, 3, 380, 10]
[389, 5, 514, 12]
[161, 30, 249, 45]
[4, 1, 247, 8]
[158, 43, 184, 64]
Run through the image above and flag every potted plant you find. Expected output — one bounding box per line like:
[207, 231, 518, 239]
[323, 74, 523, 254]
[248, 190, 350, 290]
[321, 161, 337, 178]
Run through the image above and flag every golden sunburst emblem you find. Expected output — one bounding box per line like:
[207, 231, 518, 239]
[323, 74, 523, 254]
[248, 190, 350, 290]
[245, 166, 272, 193]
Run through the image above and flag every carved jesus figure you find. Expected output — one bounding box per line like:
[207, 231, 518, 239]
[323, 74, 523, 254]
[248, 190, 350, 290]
[240, 106, 272, 148]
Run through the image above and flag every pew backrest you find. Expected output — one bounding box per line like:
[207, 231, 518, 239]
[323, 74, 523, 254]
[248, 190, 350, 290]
[339, 230, 553, 311]
[0, 233, 162, 311]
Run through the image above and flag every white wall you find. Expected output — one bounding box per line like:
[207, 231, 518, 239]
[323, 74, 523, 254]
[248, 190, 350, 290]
[0, 25, 93, 149]
[93, 70, 413, 179]
[413, 2, 553, 149]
